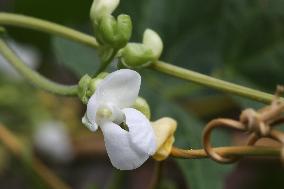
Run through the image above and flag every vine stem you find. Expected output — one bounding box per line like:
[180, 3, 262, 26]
[151, 61, 281, 104]
[171, 146, 281, 159]
[0, 13, 281, 103]
[0, 38, 78, 95]
[0, 12, 99, 48]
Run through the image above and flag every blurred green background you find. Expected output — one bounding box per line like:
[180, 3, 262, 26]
[0, 0, 284, 189]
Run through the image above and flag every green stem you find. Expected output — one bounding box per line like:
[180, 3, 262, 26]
[0, 13, 280, 103]
[151, 61, 280, 104]
[0, 38, 78, 96]
[0, 13, 99, 48]
[95, 49, 118, 76]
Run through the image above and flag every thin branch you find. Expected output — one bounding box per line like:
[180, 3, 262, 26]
[0, 38, 78, 96]
[0, 13, 99, 48]
[170, 146, 281, 159]
[151, 61, 282, 104]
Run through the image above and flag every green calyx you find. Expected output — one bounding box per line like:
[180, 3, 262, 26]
[78, 72, 108, 104]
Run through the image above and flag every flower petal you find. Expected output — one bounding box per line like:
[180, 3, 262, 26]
[100, 121, 149, 170]
[95, 69, 141, 108]
[151, 117, 177, 161]
[86, 69, 140, 125]
[123, 108, 156, 155]
[82, 114, 98, 132]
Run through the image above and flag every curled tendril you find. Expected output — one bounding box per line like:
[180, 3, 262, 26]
[203, 86, 284, 163]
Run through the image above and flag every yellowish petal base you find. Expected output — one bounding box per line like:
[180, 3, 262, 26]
[151, 117, 177, 161]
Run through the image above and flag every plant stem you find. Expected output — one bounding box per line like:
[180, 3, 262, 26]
[0, 13, 281, 103]
[0, 13, 99, 48]
[0, 38, 78, 95]
[171, 146, 281, 159]
[151, 61, 280, 104]
[95, 49, 118, 76]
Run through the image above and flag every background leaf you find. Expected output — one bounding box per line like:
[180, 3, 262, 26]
[52, 36, 100, 77]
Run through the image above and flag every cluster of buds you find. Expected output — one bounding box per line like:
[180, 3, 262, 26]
[90, 0, 163, 68]
[90, 0, 132, 49]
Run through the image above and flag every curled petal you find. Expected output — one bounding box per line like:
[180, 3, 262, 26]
[82, 114, 98, 132]
[123, 108, 156, 155]
[151, 117, 177, 161]
[100, 121, 149, 170]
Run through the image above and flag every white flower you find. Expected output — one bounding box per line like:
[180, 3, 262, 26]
[82, 69, 156, 170]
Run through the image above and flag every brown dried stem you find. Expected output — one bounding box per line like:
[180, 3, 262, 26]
[201, 86, 284, 163]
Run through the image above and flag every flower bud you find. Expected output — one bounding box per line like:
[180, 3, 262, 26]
[152, 117, 177, 161]
[78, 74, 92, 104]
[90, 0, 120, 24]
[98, 14, 132, 48]
[120, 43, 154, 68]
[78, 73, 109, 104]
[143, 29, 163, 59]
[119, 29, 163, 68]
[88, 72, 108, 95]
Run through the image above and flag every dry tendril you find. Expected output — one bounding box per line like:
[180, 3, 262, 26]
[203, 86, 284, 163]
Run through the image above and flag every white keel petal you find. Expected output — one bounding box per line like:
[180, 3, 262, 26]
[100, 121, 149, 170]
[123, 108, 156, 155]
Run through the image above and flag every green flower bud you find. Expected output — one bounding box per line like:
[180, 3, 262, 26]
[132, 97, 151, 119]
[78, 73, 109, 104]
[143, 29, 163, 59]
[78, 74, 92, 104]
[88, 72, 108, 95]
[98, 14, 132, 48]
[120, 43, 155, 68]
[119, 29, 163, 68]
[90, 0, 119, 24]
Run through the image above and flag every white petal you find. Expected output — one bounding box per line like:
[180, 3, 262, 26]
[123, 108, 156, 155]
[95, 69, 141, 108]
[100, 121, 149, 170]
[86, 69, 140, 125]
[82, 114, 98, 132]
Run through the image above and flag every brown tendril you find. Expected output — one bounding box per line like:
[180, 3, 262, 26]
[202, 86, 284, 163]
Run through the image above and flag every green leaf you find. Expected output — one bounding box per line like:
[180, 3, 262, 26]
[52, 36, 100, 77]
